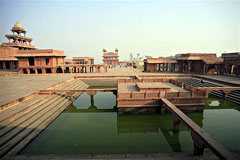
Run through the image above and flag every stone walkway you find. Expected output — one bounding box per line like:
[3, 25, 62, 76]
[197, 74, 240, 86]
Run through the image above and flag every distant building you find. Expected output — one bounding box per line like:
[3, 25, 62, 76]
[221, 52, 240, 76]
[144, 58, 177, 72]
[15, 49, 66, 74]
[176, 53, 223, 74]
[102, 48, 119, 66]
[73, 57, 94, 64]
[65, 57, 94, 65]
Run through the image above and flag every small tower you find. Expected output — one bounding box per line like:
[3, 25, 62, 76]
[1, 21, 35, 50]
[102, 48, 119, 66]
[103, 48, 107, 53]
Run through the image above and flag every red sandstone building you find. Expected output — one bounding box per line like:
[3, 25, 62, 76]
[176, 53, 223, 74]
[221, 52, 240, 76]
[102, 48, 119, 66]
[0, 47, 18, 69]
[144, 53, 223, 75]
[15, 49, 66, 74]
[0, 22, 66, 73]
[0, 22, 35, 69]
[65, 57, 94, 65]
[144, 58, 177, 72]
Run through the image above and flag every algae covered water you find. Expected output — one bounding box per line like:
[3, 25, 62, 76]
[21, 93, 240, 154]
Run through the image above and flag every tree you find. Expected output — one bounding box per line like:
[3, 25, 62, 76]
[129, 53, 144, 61]
[145, 55, 152, 59]
[129, 53, 133, 61]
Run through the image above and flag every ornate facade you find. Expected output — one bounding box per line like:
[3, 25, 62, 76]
[102, 48, 119, 66]
[0, 22, 35, 69]
[65, 57, 94, 65]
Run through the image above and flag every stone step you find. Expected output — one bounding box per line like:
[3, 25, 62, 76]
[0, 95, 56, 129]
[75, 83, 89, 90]
[3, 99, 72, 159]
[67, 80, 85, 90]
[0, 96, 46, 123]
[72, 81, 85, 90]
[0, 98, 70, 159]
[225, 97, 240, 105]
[227, 92, 240, 99]
[0, 95, 62, 142]
[54, 79, 79, 90]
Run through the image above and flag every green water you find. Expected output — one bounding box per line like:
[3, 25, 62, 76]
[20, 93, 240, 154]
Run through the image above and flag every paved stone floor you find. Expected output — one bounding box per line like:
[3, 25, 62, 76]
[0, 74, 74, 106]
[0, 69, 18, 76]
[165, 83, 189, 92]
[198, 74, 240, 85]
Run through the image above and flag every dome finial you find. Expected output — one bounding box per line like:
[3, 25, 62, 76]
[14, 21, 23, 29]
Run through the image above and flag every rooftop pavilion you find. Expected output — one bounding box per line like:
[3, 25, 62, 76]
[1, 22, 35, 50]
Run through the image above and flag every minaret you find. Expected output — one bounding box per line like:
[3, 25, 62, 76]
[1, 22, 35, 50]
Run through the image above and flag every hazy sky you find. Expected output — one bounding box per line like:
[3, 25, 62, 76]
[0, 0, 239, 63]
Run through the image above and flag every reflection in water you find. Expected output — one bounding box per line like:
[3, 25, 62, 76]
[20, 94, 240, 155]
[208, 100, 220, 107]
[205, 95, 239, 109]
[65, 92, 117, 112]
[117, 113, 203, 152]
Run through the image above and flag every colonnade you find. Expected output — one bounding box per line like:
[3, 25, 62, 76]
[18, 65, 108, 74]
[0, 61, 18, 69]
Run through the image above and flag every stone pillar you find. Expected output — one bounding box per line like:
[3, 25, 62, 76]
[237, 65, 240, 77]
[35, 69, 38, 74]
[86, 66, 90, 73]
[231, 65, 234, 75]
[2, 62, 6, 69]
[172, 114, 180, 132]
[191, 132, 204, 155]
[89, 66, 92, 73]
[10, 62, 14, 69]
[163, 63, 165, 72]
[104, 66, 108, 72]
[51, 68, 56, 73]
[62, 68, 65, 74]
[97, 67, 100, 73]
[42, 68, 46, 74]
[187, 61, 190, 73]
[171, 64, 175, 72]
[19, 69, 23, 74]
[26, 69, 30, 74]
[225, 65, 228, 74]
